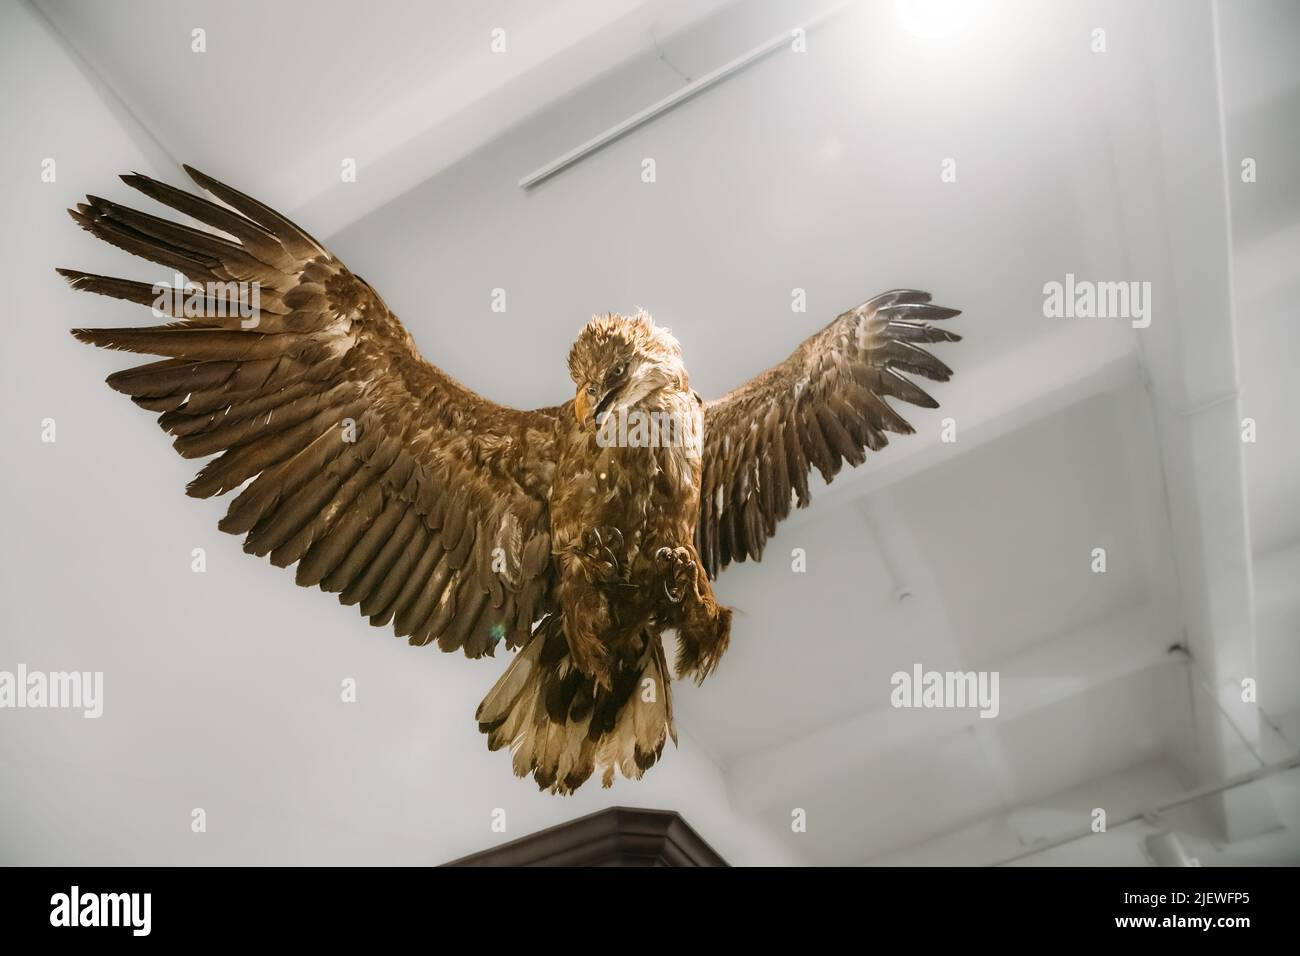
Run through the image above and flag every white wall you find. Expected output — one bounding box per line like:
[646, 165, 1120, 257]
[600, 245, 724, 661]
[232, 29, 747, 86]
[0, 0, 802, 867]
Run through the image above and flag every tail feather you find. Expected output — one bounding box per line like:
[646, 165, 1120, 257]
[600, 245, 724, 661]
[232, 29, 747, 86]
[477, 616, 675, 794]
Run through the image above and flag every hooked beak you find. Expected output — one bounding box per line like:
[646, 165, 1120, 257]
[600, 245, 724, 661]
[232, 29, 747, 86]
[574, 386, 619, 429]
[592, 388, 619, 428]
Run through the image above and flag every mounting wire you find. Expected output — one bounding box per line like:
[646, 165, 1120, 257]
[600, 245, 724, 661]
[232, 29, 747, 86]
[991, 749, 1300, 867]
[991, 648, 1295, 866]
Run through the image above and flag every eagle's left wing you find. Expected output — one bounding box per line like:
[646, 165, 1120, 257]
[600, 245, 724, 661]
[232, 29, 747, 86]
[696, 290, 961, 578]
[62, 166, 560, 658]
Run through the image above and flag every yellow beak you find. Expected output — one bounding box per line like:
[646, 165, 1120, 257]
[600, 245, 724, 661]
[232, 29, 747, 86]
[574, 388, 591, 426]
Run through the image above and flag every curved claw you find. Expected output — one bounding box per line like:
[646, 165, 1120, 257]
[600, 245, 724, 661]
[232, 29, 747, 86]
[580, 526, 628, 585]
[657, 546, 693, 603]
[596, 528, 624, 575]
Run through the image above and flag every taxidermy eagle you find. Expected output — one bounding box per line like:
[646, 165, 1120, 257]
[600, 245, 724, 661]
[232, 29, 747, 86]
[62, 167, 961, 793]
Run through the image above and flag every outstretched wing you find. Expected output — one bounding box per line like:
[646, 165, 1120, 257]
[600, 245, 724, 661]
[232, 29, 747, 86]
[696, 290, 961, 578]
[64, 166, 557, 657]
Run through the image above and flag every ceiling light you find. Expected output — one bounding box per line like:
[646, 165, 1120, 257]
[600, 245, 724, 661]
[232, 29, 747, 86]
[895, 0, 968, 39]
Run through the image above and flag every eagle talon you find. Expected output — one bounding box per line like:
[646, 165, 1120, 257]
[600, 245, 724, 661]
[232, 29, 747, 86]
[655, 545, 695, 604]
[579, 526, 628, 584]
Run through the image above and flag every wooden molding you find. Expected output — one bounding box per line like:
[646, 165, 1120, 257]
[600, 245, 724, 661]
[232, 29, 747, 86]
[442, 807, 729, 867]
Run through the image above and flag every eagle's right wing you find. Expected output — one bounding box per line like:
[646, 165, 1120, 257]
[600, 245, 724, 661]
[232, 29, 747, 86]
[697, 290, 962, 578]
[64, 166, 557, 657]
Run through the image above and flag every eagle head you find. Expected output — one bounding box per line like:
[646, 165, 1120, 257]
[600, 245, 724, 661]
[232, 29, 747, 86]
[568, 310, 687, 429]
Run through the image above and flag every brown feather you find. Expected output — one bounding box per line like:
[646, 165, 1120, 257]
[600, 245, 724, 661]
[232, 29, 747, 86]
[699, 291, 961, 574]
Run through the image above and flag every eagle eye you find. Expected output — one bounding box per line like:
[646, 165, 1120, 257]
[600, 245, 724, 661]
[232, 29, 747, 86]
[611, 362, 626, 379]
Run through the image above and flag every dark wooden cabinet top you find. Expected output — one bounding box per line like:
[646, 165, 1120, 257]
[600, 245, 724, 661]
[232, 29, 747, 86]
[442, 807, 728, 867]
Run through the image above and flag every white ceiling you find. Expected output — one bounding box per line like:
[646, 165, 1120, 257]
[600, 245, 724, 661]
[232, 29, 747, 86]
[35, 0, 736, 236]
[8, 0, 1299, 866]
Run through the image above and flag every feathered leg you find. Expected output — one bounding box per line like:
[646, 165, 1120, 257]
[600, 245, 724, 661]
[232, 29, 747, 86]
[556, 527, 628, 688]
[655, 545, 732, 683]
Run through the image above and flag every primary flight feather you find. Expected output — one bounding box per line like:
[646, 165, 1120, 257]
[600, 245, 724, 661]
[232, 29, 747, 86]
[63, 166, 962, 793]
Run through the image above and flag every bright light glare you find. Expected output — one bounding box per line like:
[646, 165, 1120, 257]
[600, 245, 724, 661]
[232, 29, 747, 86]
[894, 0, 968, 39]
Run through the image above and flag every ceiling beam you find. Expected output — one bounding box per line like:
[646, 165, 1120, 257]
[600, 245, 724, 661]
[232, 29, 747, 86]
[1097, 0, 1277, 841]
[727, 602, 1176, 813]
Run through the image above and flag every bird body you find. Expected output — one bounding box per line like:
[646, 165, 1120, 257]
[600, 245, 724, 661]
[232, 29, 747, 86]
[479, 315, 726, 790]
[63, 166, 962, 793]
